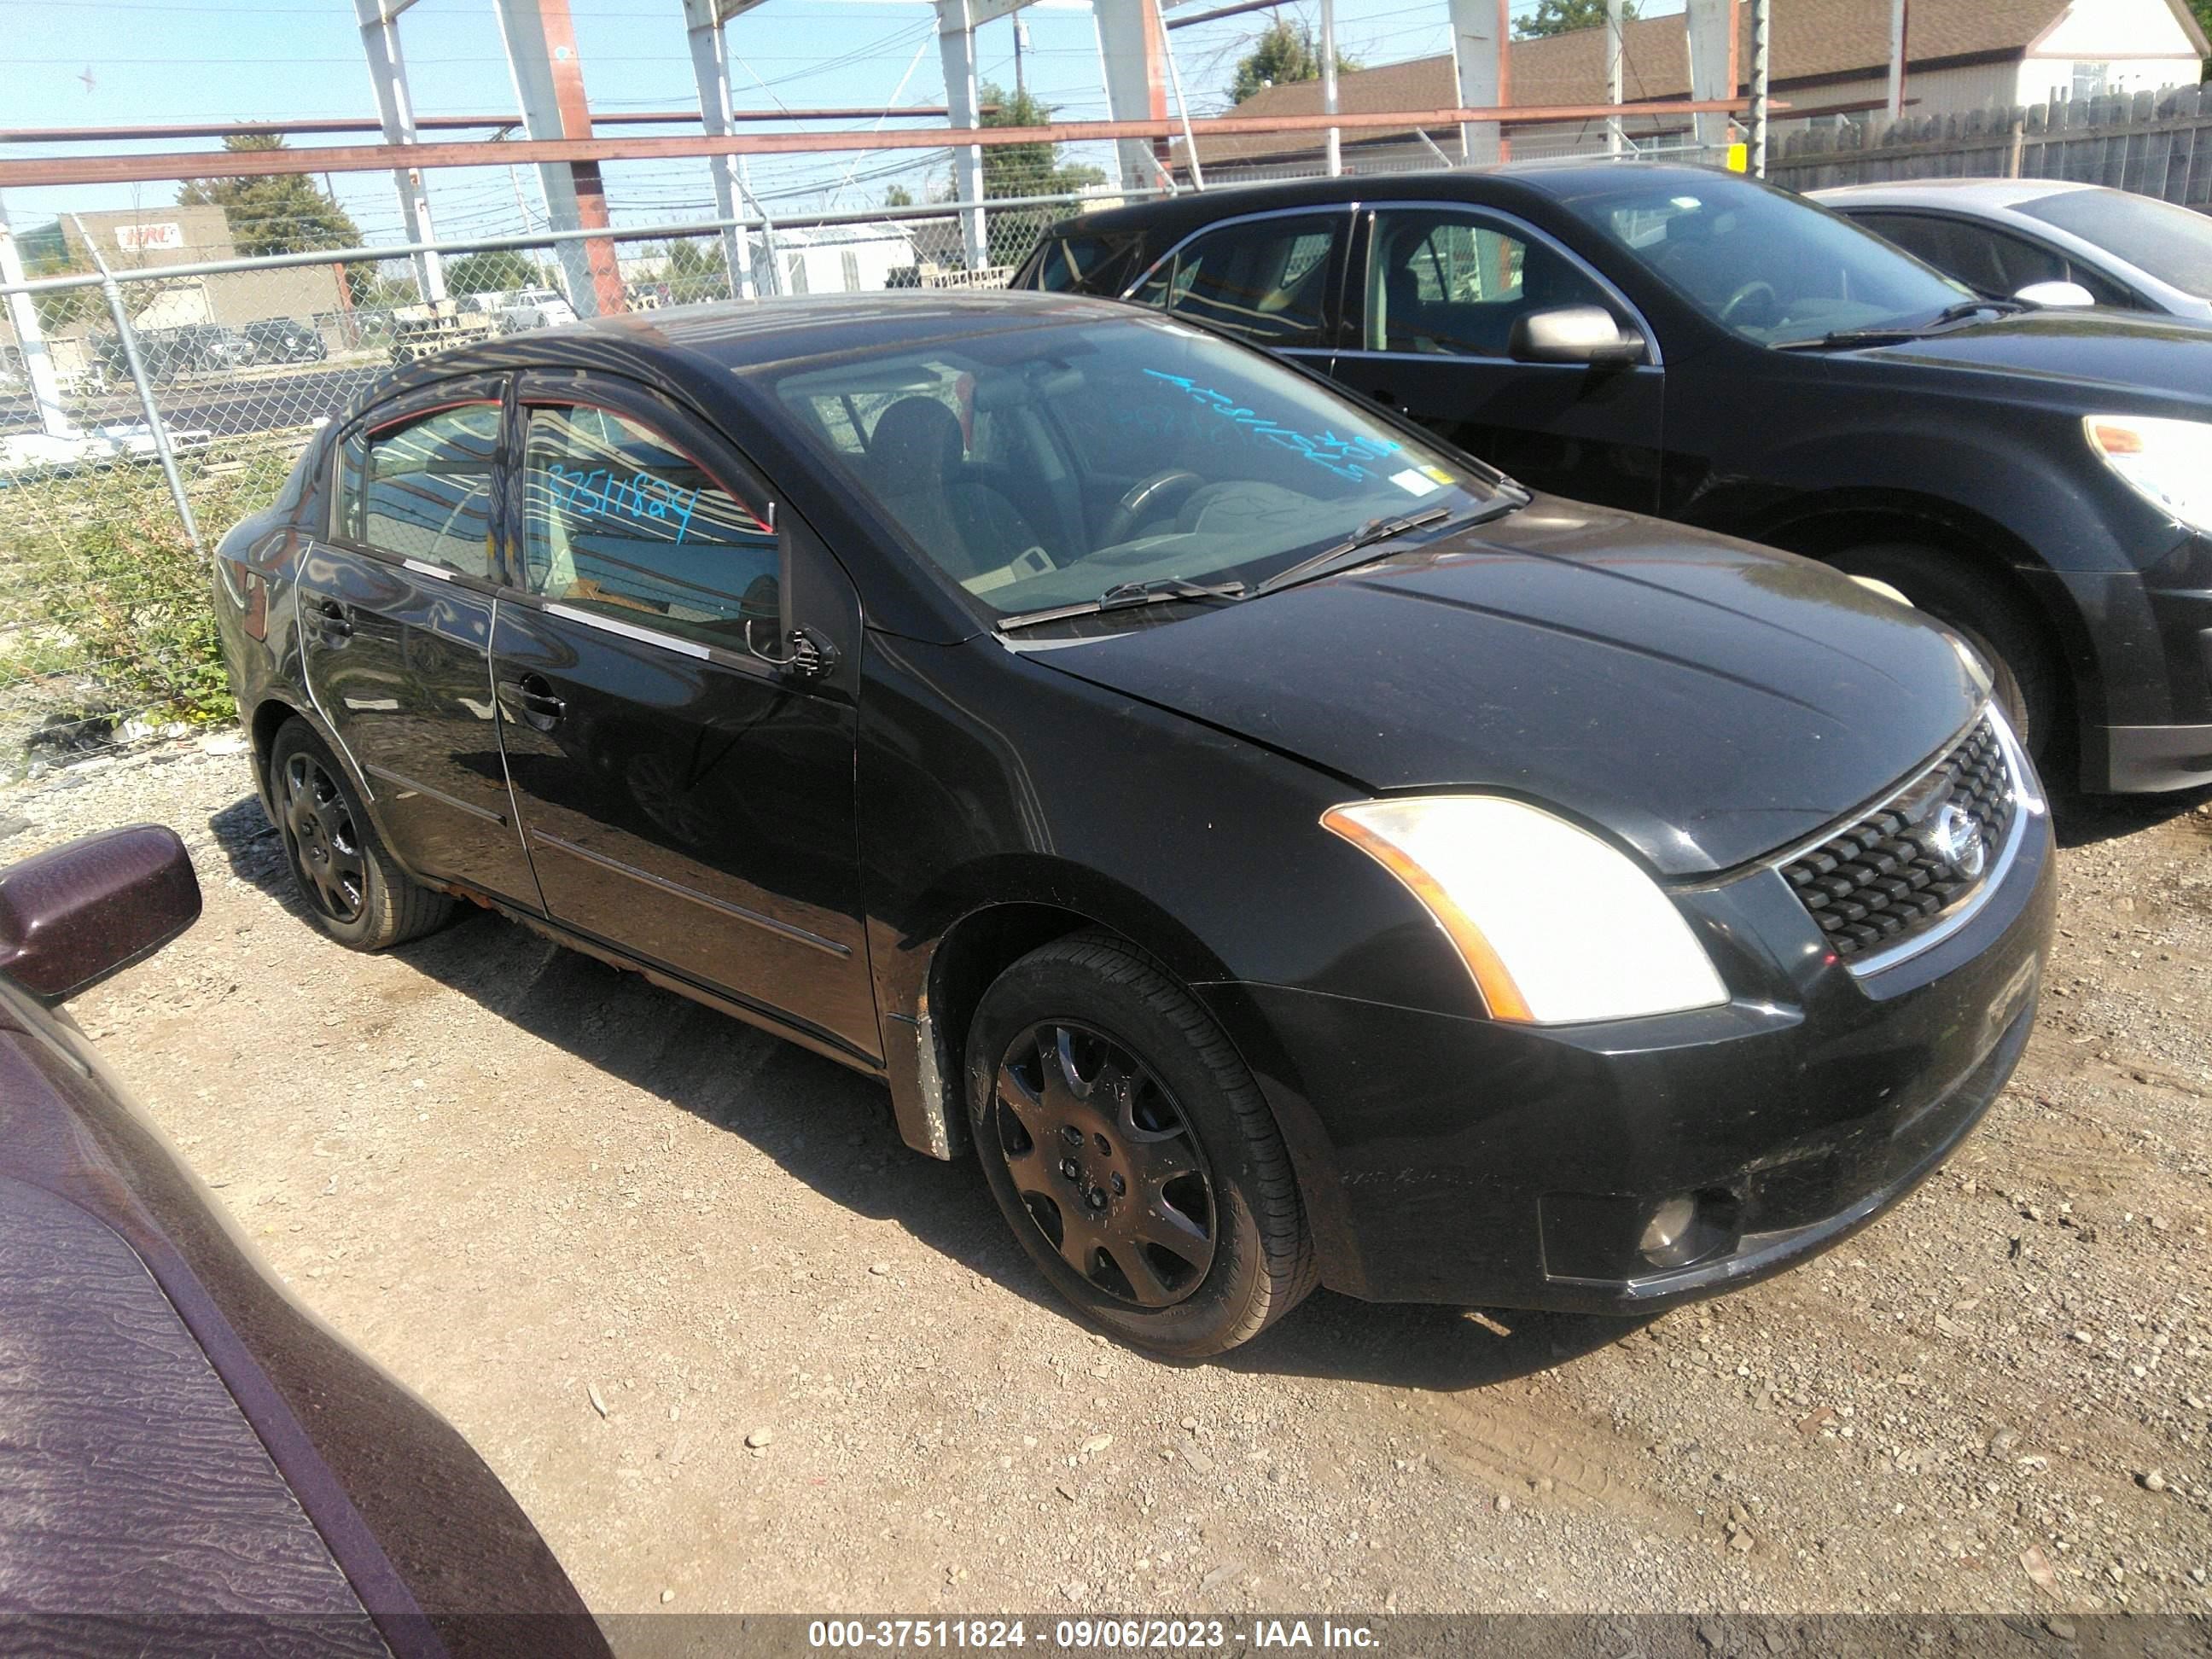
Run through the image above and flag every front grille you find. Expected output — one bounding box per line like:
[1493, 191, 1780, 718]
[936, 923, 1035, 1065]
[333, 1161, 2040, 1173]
[1781, 716, 2017, 963]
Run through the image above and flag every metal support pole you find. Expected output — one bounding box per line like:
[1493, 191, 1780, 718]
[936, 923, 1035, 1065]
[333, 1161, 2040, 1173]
[936, 0, 988, 267]
[1157, 0, 1204, 188]
[1319, 0, 1342, 176]
[1095, 0, 1170, 198]
[1749, 0, 1770, 177]
[1447, 0, 1504, 165]
[682, 0, 757, 300]
[354, 0, 445, 301]
[1605, 0, 1625, 157]
[1685, 0, 1740, 157]
[70, 217, 200, 556]
[492, 0, 625, 316]
[0, 191, 76, 439]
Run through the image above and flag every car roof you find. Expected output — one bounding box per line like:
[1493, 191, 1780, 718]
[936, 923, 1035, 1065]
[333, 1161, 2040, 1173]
[1811, 178, 2106, 211]
[1044, 159, 1741, 239]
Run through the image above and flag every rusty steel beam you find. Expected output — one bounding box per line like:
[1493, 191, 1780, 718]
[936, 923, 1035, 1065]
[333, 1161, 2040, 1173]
[0, 108, 981, 145]
[0, 100, 1761, 189]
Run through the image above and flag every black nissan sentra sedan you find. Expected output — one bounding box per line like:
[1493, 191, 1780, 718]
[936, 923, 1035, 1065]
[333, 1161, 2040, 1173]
[212, 293, 2053, 1358]
[1016, 163, 2212, 795]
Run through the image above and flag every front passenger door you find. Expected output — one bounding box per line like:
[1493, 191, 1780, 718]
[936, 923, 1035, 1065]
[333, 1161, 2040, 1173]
[1331, 207, 1666, 510]
[489, 375, 878, 1062]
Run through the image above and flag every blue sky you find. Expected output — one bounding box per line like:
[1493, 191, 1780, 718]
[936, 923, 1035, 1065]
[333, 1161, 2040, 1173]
[3, 0, 1678, 246]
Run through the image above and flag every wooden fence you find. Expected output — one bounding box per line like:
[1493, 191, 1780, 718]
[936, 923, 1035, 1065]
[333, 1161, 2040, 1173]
[1767, 83, 2212, 210]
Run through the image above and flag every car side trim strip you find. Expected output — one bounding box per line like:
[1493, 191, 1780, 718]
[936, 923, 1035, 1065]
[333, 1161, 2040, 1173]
[544, 602, 713, 661]
[401, 558, 455, 583]
[527, 829, 853, 959]
[360, 761, 509, 826]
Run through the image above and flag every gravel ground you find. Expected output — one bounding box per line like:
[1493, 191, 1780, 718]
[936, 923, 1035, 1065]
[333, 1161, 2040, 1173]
[4, 735, 2209, 1627]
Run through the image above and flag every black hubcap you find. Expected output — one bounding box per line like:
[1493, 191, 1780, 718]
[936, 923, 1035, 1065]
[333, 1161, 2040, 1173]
[281, 753, 366, 923]
[991, 1022, 1215, 1307]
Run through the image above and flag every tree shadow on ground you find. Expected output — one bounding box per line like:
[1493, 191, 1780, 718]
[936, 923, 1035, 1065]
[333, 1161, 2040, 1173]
[210, 792, 1640, 1393]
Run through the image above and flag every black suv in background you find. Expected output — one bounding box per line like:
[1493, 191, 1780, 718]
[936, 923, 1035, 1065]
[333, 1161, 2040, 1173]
[96, 322, 255, 381]
[1016, 163, 2212, 794]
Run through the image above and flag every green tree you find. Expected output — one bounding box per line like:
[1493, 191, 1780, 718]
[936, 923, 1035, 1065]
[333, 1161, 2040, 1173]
[1228, 20, 1358, 106]
[2192, 0, 2212, 79]
[978, 83, 1105, 201]
[884, 184, 916, 208]
[177, 134, 362, 257]
[1513, 0, 1638, 40]
[443, 248, 544, 297]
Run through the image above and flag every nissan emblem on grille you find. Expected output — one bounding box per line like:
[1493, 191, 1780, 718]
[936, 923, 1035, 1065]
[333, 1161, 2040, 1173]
[1779, 717, 2017, 961]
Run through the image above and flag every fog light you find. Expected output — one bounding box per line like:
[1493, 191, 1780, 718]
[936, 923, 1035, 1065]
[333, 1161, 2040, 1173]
[1637, 1196, 1700, 1262]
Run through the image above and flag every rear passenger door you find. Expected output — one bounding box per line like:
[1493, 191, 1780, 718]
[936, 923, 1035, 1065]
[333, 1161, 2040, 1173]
[1332, 206, 1666, 511]
[488, 373, 878, 1062]
[298, 378, 543, 907]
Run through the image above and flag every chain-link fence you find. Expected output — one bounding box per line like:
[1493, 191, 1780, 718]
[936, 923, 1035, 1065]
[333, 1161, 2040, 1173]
[0, 188, 1121, 767]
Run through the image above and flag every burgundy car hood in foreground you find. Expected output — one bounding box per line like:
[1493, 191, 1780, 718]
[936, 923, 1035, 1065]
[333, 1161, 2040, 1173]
[1034, 498, 1984, 876]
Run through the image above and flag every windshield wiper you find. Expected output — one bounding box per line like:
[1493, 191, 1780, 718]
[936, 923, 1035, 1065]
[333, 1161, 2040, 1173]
[994, 576, 1247, 633]
[1774, 295, 2027, 352]
[1254, 497, 1530, 598]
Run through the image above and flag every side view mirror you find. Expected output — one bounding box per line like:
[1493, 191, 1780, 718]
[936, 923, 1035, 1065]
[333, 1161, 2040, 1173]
[0, 825, 201, 1004]
[2013, 280, 2097, 309]
[1508, 305, 1650, 368]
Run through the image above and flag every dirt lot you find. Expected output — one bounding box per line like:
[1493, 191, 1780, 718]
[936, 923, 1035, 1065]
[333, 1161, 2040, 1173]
[4, 736, 2209, 1625]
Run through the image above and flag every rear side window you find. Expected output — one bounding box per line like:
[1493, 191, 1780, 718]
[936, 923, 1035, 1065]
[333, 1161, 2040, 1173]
[338, 402, 500, 579]
[1027, 232, 1139, 294]
[1129, 213, 1343, 348]
[519, 402, 780, 651]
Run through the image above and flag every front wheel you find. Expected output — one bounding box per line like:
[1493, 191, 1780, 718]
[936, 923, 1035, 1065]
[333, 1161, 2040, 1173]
[966, 931, 1315, 1359]
[268, 719, 455, 951]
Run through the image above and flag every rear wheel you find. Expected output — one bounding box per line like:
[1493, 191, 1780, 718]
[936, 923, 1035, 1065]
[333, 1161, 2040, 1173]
[1828, 542, 2058, 756]
[268, 719, 454, 951]
[966, 931, 1315, 1359]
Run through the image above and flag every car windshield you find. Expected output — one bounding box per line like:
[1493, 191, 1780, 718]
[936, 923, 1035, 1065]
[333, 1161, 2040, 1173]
[765, 316, 1503, 620]
[2015, 188, 2212, 300]
[1557, 173, 1974, 345]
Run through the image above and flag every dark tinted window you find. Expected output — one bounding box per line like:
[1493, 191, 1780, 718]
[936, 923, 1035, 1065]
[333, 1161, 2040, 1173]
[1852, 210, 2136, 307]
[340, 401, 499, 579]
[1129, 213, 1343, 347]
[1027, 232, 1139, 294]
[520, 402, 779, 650]
[1362, 208, 1614, 358]
[2014, 187, 2212, 300]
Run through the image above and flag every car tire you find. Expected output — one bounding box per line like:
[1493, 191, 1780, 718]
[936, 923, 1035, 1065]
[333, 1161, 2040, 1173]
[1828, 543, 2058, 757]
[965, 930, 1316, 1359]
[267, 719, 455, 951]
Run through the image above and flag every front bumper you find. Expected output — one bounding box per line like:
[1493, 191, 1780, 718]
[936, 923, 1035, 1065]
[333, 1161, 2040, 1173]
[1197, 806, 2056, 1313]
[2081, 719, 2212, 794]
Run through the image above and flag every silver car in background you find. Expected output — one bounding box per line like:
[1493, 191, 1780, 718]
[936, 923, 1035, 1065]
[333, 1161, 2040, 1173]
[1815, 178, 2212, 322]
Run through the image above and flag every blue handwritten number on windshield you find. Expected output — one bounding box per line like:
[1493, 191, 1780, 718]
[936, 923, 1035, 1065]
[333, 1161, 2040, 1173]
[1140, 370, 1401, 481]
[545, 463, 702, 543]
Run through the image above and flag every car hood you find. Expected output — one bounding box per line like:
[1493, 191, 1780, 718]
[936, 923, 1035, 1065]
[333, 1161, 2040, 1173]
[1027, 498, 1984, 876]
[1854, 307, 2212, 405]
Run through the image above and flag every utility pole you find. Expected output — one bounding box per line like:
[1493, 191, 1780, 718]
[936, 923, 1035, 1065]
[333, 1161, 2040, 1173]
[1319, 0, 1341, 176]
[1750, 0, 1771, 176]
[1605, 0, 1624, 156]
[1014, 13, 1028, 97]
[1887, 0, 1909, 124]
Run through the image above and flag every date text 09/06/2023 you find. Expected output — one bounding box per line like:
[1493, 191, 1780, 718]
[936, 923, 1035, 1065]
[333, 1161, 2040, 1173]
[807, 1620, 1382, 1650]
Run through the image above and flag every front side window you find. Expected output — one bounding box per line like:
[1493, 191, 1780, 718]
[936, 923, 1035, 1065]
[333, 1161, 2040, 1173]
[2015, 187, 2212, 300]
[1364, 208, 1615, 358]
[1129, 214, 1344, 348]
[340, 401, 500, 579]
[520, 402, 779, 651]
[1559, 174, 1970, 346]
[766, 316, 1505, 622]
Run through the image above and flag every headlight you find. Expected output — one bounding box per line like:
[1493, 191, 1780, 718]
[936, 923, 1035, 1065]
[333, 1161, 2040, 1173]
[1320, 796, 1729, 1025]
[2084, 414, 2212, 536]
